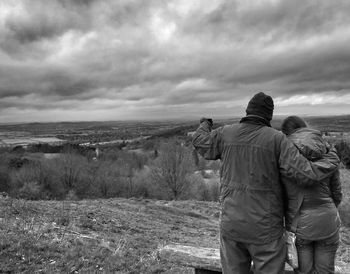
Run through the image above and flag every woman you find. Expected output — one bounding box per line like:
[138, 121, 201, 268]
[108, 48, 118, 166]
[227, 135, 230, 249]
[281, 116, 342, 274]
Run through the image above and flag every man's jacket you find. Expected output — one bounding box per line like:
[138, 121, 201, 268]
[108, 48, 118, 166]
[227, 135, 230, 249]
[192, 117, 340, 244]
[284, 128, 342, 240]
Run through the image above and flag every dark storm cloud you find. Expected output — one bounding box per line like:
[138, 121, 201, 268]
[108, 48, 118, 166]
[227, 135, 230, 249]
[0, 0, 350, 122]
[176, 0, 350, 96]
[191, 0, 350, 42]
[0, 64, 97, 100]
[6, 12, 69, 44]
[0, 2, 92, 59]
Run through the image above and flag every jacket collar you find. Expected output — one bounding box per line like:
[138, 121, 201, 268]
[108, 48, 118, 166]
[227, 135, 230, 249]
[240, 114, 271, 127]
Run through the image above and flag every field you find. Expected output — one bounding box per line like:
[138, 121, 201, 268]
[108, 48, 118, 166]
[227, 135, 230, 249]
[1, 116, 350, 273]
[1, 168, 350, 273]
[0, 120, 199, 146]
[0, 196, 220, 273]
[1, 115, 350, 148]
[1, 198, 349, 273]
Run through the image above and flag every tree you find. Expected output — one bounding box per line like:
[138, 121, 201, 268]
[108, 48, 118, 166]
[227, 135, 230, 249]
[94, 162, 117, 198]
[54, 153, 87, 195]
[150, 140, 195, 200]
[120, 162, 134, 198]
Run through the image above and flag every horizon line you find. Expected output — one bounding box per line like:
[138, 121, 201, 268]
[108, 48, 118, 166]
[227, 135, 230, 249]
[1, 113, 350, 126]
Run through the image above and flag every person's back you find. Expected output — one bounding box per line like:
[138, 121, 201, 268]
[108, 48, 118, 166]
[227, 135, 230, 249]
[219, 121, 286, 244]
[192, 92, 340, 274]
[281, 117, 342, 274]
[284, 127, 341, 239]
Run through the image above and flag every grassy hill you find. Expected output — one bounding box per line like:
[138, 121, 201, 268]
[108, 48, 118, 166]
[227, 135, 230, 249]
[1, 170, 350, 273]
[0, 197, 220, 273]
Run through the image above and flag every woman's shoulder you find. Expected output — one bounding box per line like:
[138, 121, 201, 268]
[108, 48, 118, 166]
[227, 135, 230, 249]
[288, 128, 327, 160]
[291, 127, 322, 137]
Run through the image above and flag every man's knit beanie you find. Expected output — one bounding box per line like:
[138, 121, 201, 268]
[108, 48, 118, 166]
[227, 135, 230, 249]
[246, 92, 274, 121]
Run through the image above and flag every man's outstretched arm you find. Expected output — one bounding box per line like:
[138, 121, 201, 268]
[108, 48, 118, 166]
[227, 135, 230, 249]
[279, 134, 340, 187]
[192, 118, 223, 160]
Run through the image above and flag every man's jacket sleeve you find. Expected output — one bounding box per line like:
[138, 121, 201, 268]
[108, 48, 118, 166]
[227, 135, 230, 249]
[329, 169, 342, 207]
[192, 121, 224, 160]
[278, 134, 340, 187]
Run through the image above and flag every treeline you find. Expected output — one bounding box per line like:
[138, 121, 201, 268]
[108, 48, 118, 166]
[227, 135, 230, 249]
[1, 135, 349, 202]
[0, 139, 220, 202]
[9, 143, 98, 156]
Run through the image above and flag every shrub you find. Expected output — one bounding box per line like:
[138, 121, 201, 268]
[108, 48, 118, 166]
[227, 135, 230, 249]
[0, 140, 220, 201]
[142, 139, 158, 151]
[52, 153, 87, 196]
[181, 173, 205, 200]
[199, 178, 220, 202]
[149, 140, 196, 200]
[66, 190, 79, 201]
[335, 139, 350, 169]
[0, 167, 11, 192]
[82, 159, 129, 198]
[9, 159, 65, 199]
[10, 162, 39, 197]
[8, 157, 29, 168]
[18, 181, 41, 200]
[133, 166, 169, 199]
[132, 168, 152, 198]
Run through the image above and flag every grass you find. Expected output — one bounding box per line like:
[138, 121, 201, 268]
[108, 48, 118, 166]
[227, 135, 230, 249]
[0, 169, 349, 273]
[0, 197, 220, 273]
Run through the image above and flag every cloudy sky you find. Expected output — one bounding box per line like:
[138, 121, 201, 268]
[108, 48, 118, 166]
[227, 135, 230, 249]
[1, 0, 350, 123]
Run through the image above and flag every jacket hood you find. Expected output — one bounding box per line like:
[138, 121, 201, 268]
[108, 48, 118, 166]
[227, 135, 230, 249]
[288, 128, 328, 161]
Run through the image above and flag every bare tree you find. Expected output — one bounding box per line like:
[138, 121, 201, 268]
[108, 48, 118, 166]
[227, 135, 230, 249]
[151, 140, 195, 200]
[54, 153, 86, 194]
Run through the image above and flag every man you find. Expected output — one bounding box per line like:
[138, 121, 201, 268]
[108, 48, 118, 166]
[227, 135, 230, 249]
[192, 92, 340, 274]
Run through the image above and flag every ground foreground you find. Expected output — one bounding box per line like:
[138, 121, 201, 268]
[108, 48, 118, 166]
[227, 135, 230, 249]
[0, 197, 349, 273]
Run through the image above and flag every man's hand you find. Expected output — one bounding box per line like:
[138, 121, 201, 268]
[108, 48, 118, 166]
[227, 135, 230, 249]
[199, 117, 213, 131]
